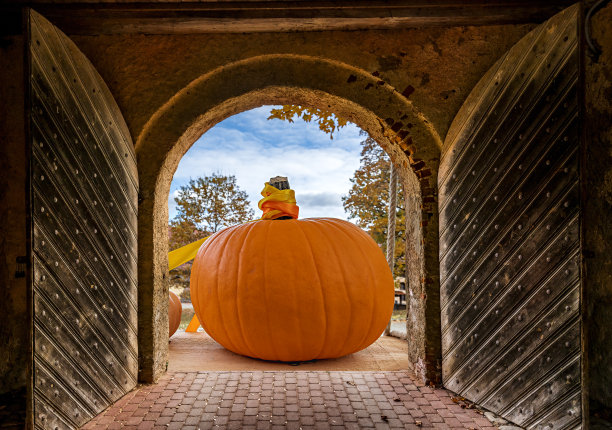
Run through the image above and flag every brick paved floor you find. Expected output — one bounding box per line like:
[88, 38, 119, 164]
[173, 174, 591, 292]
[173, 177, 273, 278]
[82, 371, 498, 429]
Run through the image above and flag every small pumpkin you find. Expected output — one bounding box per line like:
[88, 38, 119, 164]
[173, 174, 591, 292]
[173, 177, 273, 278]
[190, 217, 394, 361]
[169, 291, 182, 338]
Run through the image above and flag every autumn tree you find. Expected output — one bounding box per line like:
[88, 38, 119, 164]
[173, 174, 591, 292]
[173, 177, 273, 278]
[269, 106, 405, 277]
[171, 172, 255, 242]
[268, 105, 348, 139]
[342, 132, 406, 278]
[168, 220, 207, 251]
[168, 173, 254, 299]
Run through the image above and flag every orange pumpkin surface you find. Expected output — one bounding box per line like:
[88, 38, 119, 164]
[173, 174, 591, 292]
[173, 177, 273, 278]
[190, 217, 394, 361]
[169, 291, 182, 338]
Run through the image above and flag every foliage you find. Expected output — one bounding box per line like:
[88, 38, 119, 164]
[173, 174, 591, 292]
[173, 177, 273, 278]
[266, 106, 406, 276]
[171, 173, 255, 237]
[342, 132, 406, 278]
[268, 105, 348, 139]
[168, 220, 207, 251]
[169, 173, 254, 294]
[169, 263, 192, 302]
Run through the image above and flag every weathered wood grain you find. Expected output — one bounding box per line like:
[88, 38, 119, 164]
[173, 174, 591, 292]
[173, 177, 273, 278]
[29, 10, 138, 429]
[439, 5, 581, 429]
[1, 1, 576, 36]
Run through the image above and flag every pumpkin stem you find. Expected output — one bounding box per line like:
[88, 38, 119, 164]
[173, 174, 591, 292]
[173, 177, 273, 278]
[269, 176, 290, 190]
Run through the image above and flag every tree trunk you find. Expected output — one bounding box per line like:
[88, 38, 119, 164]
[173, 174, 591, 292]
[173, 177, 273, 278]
[384, 162, 398, 335]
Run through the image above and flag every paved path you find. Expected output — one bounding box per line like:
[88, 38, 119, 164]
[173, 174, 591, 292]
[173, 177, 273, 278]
[83, 371, 498, 429]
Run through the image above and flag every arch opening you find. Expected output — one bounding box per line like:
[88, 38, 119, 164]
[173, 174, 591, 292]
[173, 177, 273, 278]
[135, 55, 442, 384]
[165, 105, 409, 372]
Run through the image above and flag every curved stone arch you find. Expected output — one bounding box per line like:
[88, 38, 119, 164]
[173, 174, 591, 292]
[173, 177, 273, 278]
[135, 54, 442, 383]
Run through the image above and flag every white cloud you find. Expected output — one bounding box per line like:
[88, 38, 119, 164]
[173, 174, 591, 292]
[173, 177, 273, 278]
[298, 192, 342, 207]
[169, 106, 364, 221]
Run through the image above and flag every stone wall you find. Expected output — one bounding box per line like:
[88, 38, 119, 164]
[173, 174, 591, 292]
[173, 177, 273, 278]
[0, 34, 28, 398]
[583, 1, 612, 422]
[69, 26, 534, 146]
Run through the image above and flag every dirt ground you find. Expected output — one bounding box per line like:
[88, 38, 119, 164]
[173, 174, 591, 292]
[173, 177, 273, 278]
[168, 332, 410, 372]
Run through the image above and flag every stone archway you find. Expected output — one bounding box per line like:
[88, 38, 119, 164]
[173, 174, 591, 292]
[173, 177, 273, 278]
[135, 54, 442, 384]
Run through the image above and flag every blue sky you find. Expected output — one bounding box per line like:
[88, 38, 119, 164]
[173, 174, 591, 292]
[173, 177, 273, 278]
[169, 106, 364, 221]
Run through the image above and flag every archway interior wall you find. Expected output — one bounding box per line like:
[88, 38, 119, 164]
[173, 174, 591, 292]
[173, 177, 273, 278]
[136, 56, 442, 383]
[71, 25, 535, 149]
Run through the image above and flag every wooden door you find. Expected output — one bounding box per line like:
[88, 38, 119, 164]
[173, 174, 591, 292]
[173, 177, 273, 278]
[439, 5, 581, 429]
[28, 10, 138, 429]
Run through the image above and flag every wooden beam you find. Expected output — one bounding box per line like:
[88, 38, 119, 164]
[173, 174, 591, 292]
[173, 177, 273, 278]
[1, 1, 576, 35]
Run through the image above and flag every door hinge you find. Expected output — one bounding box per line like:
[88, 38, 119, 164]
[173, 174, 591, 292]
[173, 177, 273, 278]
[15, 255, 27, 278]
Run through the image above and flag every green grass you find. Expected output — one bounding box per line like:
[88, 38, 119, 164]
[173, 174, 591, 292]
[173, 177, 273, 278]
[179, 307, 195, 330]
[391, 309, 407, 321]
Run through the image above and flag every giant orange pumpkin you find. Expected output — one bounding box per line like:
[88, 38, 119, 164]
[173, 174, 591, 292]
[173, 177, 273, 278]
[169, 291, 182, 338]
[190, 217, 394, 361]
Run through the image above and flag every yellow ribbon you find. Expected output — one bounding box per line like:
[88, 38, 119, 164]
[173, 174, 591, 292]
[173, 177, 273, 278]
[258, 182, 300, 220]
[168, 236, 209, 272]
